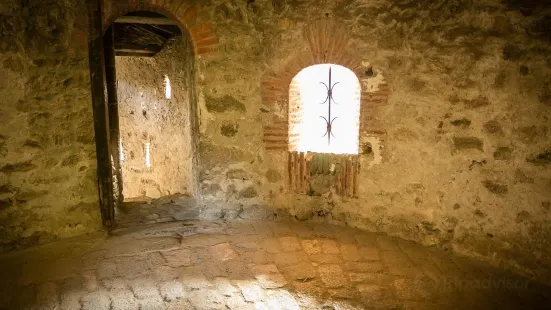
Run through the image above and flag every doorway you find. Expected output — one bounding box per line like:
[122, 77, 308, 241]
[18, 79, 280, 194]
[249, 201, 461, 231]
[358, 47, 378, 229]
[90, 10, 199, 228]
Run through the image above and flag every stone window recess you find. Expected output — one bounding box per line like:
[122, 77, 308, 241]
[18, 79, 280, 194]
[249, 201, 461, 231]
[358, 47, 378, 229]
[288, 152, 359, 197]
[260, 20, 391, 197]
[289, 64, 361, 155]
[287, 64, 361, 197]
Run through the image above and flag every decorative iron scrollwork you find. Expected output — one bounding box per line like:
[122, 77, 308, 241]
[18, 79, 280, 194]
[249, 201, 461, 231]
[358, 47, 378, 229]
[319, 67, 339, 146]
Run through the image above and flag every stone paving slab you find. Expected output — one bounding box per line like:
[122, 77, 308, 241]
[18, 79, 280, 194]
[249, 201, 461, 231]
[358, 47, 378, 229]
[0, 220, 550, 310]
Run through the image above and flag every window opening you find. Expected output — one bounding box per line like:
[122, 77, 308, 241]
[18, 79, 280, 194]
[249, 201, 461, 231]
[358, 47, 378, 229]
[289, 64, 360, 155]
[164, 75, 171, 99]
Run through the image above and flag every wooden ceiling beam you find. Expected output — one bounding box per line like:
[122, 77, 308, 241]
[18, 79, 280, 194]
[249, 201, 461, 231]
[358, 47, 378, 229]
[114, 43, 162, 54]
[131, 24, 170, 41]
[115, 16, 178, 26]
[115, 51, 155, 57]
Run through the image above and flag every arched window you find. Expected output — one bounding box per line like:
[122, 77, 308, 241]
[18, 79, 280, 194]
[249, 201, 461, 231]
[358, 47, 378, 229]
[289, 64, 361, 155]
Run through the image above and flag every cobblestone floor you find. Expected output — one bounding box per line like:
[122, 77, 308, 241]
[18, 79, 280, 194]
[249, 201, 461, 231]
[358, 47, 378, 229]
[115, 195, 199, 229]
[0, 220, 549, 310]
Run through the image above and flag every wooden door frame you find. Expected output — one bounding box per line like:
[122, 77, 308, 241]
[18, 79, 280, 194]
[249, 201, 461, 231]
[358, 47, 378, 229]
[87, 0, 115, 227]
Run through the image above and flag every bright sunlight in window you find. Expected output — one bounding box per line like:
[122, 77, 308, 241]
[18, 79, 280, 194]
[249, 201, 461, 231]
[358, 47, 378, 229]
[289, 64, 361, 155]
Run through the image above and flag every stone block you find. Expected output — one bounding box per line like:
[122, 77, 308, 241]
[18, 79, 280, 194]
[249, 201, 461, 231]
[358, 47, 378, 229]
[35, 282, 59, 309]
[130, 279, 160, 300]
[274, 252, 308, 267]
[81, 291, 111, 310]
[484, 120, 503, 134]
[309, 254, 342, 264]
[115, 256, 151, 279]
[318, 265, 347, 288]
[393, 278, 434, 301]
[59, 290, 82, 310]
[450, 118, 471, 127]
[158, 280, 183, 302]
[344, 262, 386, 273]
[279, 236, 301, 252]
[341, 244, 360, 261]
[453, 136, 483, 152]
[205, 95, 246, 113]
[301, 239, 322, 254]
[281, 262, 318, 281]
[166, 299, 195, 310]
[265, 290, 300, 310]
[221, 122, 239, 137]
[109, 289, 138, 310]
[359, 247, 380, 261]
[482, 180, 508, 194]
[210, 243, 238, 261]
[109, 237, 180, 257]
[213, 277, 239, 297]
[493, 147, 512, 160]
[234, 281, 266, 302]
[239, 205, 274, 220]
[358, 284, 388, 303]
[263, 238, 281, 254]
[137, 295, 165, 310]
[82, 270, 98, 291]
[463, 96, 490, 108]
[181, 269, 212, 290]
[238, 186, 258, 198]
[527, 149, 551, 165]
[225, 295, 252, 310]
[250, 264, 287, 288]
[162, 249, 192, 267]
[321, 239, 340, 254]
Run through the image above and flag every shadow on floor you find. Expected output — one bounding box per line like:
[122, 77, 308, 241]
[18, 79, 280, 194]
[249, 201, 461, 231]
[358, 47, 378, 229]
[115, 194, 200, 229]
[0, 220, 550, 309]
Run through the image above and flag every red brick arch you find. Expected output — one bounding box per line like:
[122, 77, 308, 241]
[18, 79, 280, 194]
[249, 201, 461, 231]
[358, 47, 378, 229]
[261, 20, 390, 151]
[101, 0, 218, 55]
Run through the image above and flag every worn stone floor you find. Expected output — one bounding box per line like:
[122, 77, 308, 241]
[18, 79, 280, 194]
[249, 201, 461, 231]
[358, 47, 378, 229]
[115, 195, 199, 229]
[0, 220, 549, 310]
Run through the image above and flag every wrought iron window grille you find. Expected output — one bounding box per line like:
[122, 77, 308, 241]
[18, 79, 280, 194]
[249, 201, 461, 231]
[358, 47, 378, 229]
[319, 66, 339, 146]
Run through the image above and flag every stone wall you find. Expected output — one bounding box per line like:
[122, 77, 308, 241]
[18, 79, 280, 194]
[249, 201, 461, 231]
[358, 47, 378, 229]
[193, 0, 551, 282]
[116, 37, 196, 200]
[0, 0, 550, 284]
[0, 0, 101, 252]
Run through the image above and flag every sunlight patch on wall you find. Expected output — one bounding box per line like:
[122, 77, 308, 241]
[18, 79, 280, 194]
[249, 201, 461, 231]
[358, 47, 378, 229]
[119, 138, 125, 165]
[164, 75, 171, 99]
[145, 142, 152, 168]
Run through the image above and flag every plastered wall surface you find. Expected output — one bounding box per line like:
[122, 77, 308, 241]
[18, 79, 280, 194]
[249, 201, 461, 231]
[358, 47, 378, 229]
[116, 38, 195, 200]
[0, 0, 550, 283]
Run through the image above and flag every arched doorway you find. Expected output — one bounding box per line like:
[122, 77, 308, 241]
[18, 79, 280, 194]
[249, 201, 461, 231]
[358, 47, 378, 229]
[88, 9, 199, 228]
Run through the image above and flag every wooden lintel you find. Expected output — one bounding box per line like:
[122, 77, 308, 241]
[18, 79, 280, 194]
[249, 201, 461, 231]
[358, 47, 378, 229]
[116, 51, 155, 57]
[115, 16, 178, 26]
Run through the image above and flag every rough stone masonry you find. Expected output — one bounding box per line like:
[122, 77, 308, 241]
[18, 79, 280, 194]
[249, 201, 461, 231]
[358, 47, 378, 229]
[0, 0, 550, 286]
